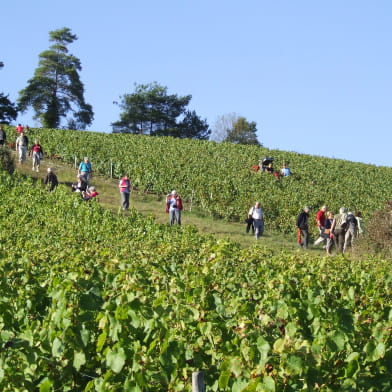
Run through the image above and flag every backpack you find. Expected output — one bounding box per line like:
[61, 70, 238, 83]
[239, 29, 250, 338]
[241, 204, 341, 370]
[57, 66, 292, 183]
[337, 214, 348, 230]
[346, 214, 357, 230]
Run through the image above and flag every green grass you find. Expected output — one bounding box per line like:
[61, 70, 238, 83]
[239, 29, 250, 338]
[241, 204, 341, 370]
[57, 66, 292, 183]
[14, 151, 327, 256]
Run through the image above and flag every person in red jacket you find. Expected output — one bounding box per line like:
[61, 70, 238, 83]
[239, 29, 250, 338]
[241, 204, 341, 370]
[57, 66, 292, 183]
[165, 190, 183, 226]
[118, 174, 132, 210]
[82, 186, 99, 201]
[30, 139, 44, 172]
[15, 123, 24, 134]
[314, 205, 328, 246]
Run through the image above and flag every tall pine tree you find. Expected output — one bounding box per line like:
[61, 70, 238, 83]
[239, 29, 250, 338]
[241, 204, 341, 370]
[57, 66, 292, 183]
[18, 27, 93, 129]
[0, 62, 18, 124]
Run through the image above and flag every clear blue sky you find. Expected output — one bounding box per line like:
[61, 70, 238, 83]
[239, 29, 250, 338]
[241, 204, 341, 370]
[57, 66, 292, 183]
[2, 1, 391, 166]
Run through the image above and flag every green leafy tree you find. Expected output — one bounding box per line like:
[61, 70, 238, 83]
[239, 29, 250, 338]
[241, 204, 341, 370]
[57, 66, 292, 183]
[225, 116, 260, 145]
[174, 110, 211, 140]
[0, 64, 18, 124]
[17, 27, 93, 129]
[0, 93, 18, 124]
[113, 82, 191, 135]
[112, 82, 209, 139]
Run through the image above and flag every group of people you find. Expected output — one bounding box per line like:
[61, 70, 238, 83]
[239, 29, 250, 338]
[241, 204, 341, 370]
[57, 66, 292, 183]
[10, 133, 180, 221]
[296, 205, 363, 254]
[253, 157, 292, 180]
[71, 157, 99, 201]
[13, 132, 97, 198]
[165, 190, 183, 226]
[12, 124, 44, 173]
[245, 201, 364, 254]
[2, 127, 370, 242]
[117, 174, 183, 227]
[5, 124, 58, 191]
[117, 172, 183, 226]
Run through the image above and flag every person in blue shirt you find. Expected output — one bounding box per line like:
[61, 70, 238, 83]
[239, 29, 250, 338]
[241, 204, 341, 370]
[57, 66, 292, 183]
[280, 163, 292, 177]
[78, 157, 92, 185]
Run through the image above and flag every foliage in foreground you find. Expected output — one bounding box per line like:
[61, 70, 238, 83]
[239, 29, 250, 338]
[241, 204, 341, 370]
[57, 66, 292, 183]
[0, 145, 15, 174]
[353, 200, 392, 259]
[0, 172, 391, 391]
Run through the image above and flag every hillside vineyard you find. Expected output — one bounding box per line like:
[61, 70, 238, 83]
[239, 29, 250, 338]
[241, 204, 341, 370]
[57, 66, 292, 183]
[1, 127, 392, 390]
[15, 127, 392, 235]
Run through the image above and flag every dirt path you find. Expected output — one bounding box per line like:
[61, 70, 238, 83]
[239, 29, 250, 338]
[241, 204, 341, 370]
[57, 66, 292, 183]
[13, 152, 322, 253]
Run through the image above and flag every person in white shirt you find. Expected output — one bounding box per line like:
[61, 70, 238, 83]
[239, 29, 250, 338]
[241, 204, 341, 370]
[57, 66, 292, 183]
[248, 201, 264, 239]
[15, 132, 28, 164]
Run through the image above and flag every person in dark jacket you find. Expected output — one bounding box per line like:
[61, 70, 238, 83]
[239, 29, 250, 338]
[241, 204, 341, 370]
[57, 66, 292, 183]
[71, 174, 88, 193]
[44, 167, 58, 192]
[343, 211, 358, 253]
[296, 206, 311, 249]
[0, 125, 6, 145]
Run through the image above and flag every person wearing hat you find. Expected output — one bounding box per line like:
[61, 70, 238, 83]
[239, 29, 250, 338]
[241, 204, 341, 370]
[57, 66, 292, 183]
[296, 206, 311, 249]
[44, 167, 58, 192]
[165, 190, 183, 226]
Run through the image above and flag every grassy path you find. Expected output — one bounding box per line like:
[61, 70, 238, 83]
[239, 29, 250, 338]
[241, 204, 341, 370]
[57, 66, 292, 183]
[15, 153, 325, 254]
